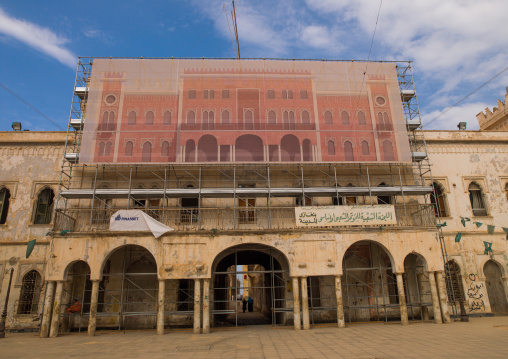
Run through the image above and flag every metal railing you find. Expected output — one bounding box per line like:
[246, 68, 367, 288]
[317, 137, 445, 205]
[54, 204, 435, 233]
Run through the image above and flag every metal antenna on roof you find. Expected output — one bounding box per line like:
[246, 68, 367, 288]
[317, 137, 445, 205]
[231, 0, 240, 59]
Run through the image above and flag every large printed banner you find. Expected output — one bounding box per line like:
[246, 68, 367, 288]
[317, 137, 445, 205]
[80, 59, 411, 164]
[295, 205, 397, 227]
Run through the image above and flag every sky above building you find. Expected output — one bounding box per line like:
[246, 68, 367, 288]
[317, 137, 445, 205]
[0, 0, 507, 132]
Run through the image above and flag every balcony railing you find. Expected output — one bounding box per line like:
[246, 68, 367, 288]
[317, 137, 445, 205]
[54, 204, 436, 233]
[179, 122, 316, 132]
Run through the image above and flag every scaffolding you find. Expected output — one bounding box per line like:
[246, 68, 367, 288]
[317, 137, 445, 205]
[51, 58, 453, 326]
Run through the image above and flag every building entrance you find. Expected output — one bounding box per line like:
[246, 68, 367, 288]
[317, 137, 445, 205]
[211, 244, 290, 327]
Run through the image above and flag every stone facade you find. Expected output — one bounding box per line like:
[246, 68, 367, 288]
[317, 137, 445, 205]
[1, 82, 508, 339]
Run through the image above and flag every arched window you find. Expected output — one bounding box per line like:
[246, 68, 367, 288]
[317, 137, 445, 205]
[145, 110, 154, 125]
[361, 140, 369, 155]
[128, 111, 137, 125]
[108, 111, 115, 130]
[187, 110, 195, 125]
[244, 109, 253, 129]
[98, 141, 105, 156]
[344, 141, 354, 161]
[222, 110, 230, 124]
[102, 111, 108, 129]
[301, 110, 310, 124]
[125, 141, 133, 157]
[267, 110, 276, 124]
[383, 140, 395, 161]
[142, 142, 152, 162]
[17, 270, 42, 314]
[161, 141, 170, 157]
[358, 111, 366, 125]
[105, 142, 112, 156]
[327, 140, 335, 156]
[208, 111, 215, 130]
[288, 90, 293, 99]
[378, 112, 384, 124]
[0, 188, 10, 224]
[430, 182, 448, 217]
[302, 139, 312, 161]
[445, 261, 465, 304]
[469, 182, 487, 216]
[283, 111, 289, 126]
[163, 111, 171, 125]
[288, 111, 295, 130]
[33, 188, 54, 224]
[383, 112, 389, 124]
[341, 111, 350, 125]
[324, 111, 333, 125]
[282, 90, 288, 99]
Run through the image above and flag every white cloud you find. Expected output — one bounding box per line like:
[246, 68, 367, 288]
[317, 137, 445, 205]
[421, 102, 489, 130]
[0, 7, 76, 68]
[301, 25, 335, 49]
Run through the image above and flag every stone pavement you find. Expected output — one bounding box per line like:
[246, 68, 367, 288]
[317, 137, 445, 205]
[2, 317, 508, 358]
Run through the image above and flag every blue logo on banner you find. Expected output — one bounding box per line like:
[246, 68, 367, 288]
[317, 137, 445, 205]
[114, 214, 139, 221]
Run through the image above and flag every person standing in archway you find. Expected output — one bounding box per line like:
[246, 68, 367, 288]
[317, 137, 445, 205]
[247, 296, 254, 312]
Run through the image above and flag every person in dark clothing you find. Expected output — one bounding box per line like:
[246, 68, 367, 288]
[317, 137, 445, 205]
[247, 296, 254, 312]
[242, 297, 247, 313]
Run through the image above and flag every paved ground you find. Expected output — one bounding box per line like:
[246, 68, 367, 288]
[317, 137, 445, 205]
[2, 317, 508, 358]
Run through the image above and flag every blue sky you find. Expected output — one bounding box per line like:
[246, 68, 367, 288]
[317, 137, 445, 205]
[1, 0, 507, 132]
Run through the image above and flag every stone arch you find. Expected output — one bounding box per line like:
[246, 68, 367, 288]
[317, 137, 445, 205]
[235, 134, 263, 162]
[97, 245, 159, 330]
[197, 135, 218, 162]
[483, 260, 508, 314]
[98, 244, 159, 279]
[280, 134, 300, 161]
[341, 240, 401, 322]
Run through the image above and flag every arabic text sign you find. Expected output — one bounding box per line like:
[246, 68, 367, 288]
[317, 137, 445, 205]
[295, 205, 397, 227]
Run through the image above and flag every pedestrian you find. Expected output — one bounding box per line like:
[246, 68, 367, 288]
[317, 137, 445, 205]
[242, 297, 247, 313]
[247, 296, 254, 312]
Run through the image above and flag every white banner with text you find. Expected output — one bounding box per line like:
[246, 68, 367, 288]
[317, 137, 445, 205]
[295, 205, 397, 227]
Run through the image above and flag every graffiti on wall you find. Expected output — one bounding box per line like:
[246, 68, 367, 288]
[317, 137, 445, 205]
[467, 274, 485, 312]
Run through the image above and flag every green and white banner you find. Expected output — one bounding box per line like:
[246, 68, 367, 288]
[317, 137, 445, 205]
[295, 205, 397, 227]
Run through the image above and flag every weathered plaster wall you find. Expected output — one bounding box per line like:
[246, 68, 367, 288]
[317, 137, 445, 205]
[426, 130, 508, 314]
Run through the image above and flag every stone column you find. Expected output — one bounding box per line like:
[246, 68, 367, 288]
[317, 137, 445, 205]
[157, 279, 165, 335]
[300, 277, 310, 330]
[396, 273, 409, 325]
[428, 271, 442, 324]
[49, 281, 64, 338]
[202, 279, 210, 334]
[335, 275, 345, 328]
[417, 273, 430, 321]
[435, 271, 451, 323]
[292, 277, 301, 330]
[40, 281, 55, 338]
[193, 279, 201, 334]
[88, 280, 100, 336]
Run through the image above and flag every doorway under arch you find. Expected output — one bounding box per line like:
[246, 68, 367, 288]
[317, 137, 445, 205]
[211, 244, 290, 327]
[97, 245, 158, 330]
[342, 241, 402, 323]
[403, 254, 434, 321]
[61, 261, 92, 332]
[484, 260, 508, 314]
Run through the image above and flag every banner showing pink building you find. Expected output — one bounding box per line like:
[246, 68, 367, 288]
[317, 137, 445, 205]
[79, 59, 411, 164]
